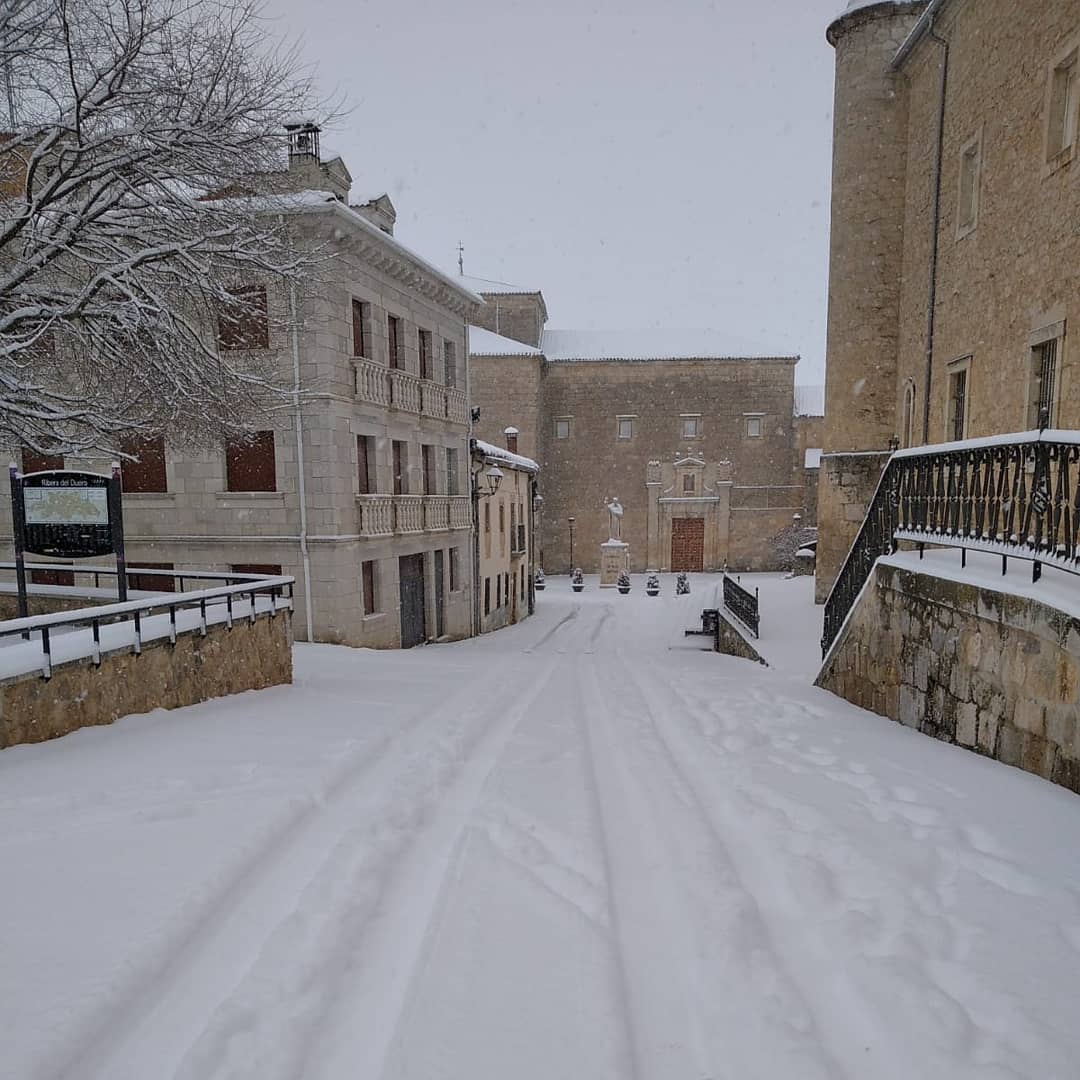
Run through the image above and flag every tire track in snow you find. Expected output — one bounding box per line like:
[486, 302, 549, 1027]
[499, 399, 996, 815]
[173, 656, 562, 1080]
[45, 666, 532, 1080]
[621, 649, 913, 1080]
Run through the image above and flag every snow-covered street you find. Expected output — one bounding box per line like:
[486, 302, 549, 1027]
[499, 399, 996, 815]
[3, 576, 1080, 1080]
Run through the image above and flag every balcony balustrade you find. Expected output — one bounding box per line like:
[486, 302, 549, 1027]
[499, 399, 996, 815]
[353, 357, 469, 426]
[355, 493, 393, 537]
[423, 495, 450, 532]
[352, 358, 391, 407]
[393, 494, 424, 534]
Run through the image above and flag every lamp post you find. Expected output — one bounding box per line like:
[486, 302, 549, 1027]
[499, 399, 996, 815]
[568, 516, 576, 574]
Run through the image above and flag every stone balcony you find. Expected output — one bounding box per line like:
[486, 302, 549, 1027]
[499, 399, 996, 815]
[353, 357, 468, 424]
[356, 493, 471, 538]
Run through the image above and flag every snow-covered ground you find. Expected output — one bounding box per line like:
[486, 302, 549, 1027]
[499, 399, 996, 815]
[3, 574, 1080, 1080]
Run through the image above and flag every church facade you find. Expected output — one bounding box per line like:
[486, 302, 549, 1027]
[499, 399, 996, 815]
[466, 279, 821, 574]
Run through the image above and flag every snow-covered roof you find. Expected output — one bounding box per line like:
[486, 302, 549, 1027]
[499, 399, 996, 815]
[473, 438, 539, 474]
[795, 384, 825, 416]
[469, 326, 544, 357]
[805, 448, 823, 470]
[540, 328, 791, 362]
[459, 273, 541, 296]
[217, 189, 483, 307]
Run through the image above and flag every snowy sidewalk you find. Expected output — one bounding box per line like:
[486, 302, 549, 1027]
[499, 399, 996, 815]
[2, 575, 1080, 1079]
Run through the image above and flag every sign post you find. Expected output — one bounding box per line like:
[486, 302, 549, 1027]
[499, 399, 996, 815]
[8, 465, 128, 616]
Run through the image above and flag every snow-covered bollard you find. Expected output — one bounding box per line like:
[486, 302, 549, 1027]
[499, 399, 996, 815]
[534, 569, 546, 591]
[617, 571, 631, 595]
[571, 568, 585, 593]
[676, 572, 690, 596]
[646, 574, 660, 597]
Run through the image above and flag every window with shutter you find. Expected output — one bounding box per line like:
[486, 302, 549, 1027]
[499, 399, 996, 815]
[351, 299, 369, 358]
[362, 560, 378, 614]
[30, 565, 74, 586]
[218, 285, 269, 350]
[419, 329, 433, 380]
[444, 340, 457, 388]
[392, 440, 406, 495]
[128, 562, 176, 592]
[357, 435, 373, 494]
[231, 563, 281, 577]
[422, 444, 436, 494]
[21, 448, 63, 473]
[120, 435, 167, 492]
[225, 431, 276, 492]
[388, 315, 401, 369]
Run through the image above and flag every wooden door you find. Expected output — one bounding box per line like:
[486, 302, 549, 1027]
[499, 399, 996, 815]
[398, 553, 426, 648]
[433, 549, 445, 638]
[671, 517, 705, 572]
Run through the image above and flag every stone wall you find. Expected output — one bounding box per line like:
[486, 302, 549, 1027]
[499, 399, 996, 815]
[0, 609, 293, 748]
[815, 451, 890, 602]
[469, 353, 544, 462]
[817, 560, 1080, 795]
[538, 357, 802, 573]
[469, 292, 546, 348]
[714, 608, 768, 666]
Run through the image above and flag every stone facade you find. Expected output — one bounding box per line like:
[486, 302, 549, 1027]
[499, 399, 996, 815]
[0, 608, 292, 748]
[468, 291, 816, 575]
[818, 559, 1080, 795]
[1, 142, 481, 649]
[819, 0, 1080, 598]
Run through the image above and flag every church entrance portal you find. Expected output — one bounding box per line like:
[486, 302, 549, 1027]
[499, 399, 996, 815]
[671, 517, 705, 572]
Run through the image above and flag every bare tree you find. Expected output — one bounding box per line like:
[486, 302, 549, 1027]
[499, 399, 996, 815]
[0, 0, 330, 456]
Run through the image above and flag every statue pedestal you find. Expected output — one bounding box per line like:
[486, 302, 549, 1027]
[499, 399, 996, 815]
[599, 540, 630, 587]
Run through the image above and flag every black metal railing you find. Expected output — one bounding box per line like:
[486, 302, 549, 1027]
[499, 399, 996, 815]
[0, 564, 293, 680]
[722, 574, 760, 638]
[821, 430, 1080, 656]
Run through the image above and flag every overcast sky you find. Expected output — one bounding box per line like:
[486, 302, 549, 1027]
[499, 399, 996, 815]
[262, 0, 842, 385]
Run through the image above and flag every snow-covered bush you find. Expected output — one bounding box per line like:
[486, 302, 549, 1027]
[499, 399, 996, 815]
[676, 572, 690, 595]
[617, 571, 630, 591]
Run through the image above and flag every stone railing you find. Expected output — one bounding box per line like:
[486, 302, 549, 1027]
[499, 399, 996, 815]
[353, 357, 391, 407]
[393, 494, 424, 534]
[353, 357, 467, 426]
[447, 387, 469, 425]
[449, 496, 472, 531]
[389, 369, 422, 414]
[423, 495, 450, 532]
[356, 493, 393, 537]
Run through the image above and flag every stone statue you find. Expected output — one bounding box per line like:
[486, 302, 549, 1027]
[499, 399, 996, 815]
[605, 497, 624, 541]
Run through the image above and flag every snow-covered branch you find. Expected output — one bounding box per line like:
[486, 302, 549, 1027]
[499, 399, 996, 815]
[0, 0, 335, 455]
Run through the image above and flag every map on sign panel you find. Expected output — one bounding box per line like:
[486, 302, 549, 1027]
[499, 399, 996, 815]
[23, 486, 109, 526]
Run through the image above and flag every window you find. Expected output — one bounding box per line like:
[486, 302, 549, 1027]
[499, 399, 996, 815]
[505, 572, 510, 604]
[554, 417, 571, 440]
[946, 358, 971, 441]
[484, 577, 491, 615]
[1047, 47, 1079, 162]
[449, 547, 460, 591]
[683, 473, 696, 494]
[30, 565, 74, 587]
[21, 447, 63, 473]
[520, 564, 526, 602]
[357, 435, 374, 494]
[422, 444, 436, 495]
[387, 314, 402, 369]
[351, 299, 369, 358]
[128, 562, 176, 592]
[218, 285, 269, 350]
[497, 575, 502, 608]
[617, 416, 634, 440]
[120, 435, 166, 493]
[902, 381, 916, 448]
[957, 133, 981, 236]
[681, 415, 701, 439]
[1029, 332, 1062, 428]
[444, 340, 457, 388]
[392, 440, 406, 495]
[745, 416, 763, 438]
[446, 447, 459, 495]
[418, 329, 433, 380]
[499, 501, 506, 556]
[225, 431, 276, 492]
[231, 563, 281, 577]
[484, 502, 491, 558]
[362, 560, 378, 615]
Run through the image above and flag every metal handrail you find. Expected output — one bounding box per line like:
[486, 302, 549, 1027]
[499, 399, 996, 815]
[722, 573, 760, 638]
[821, 430, 1080, 656]
[0, 571, 294, 680]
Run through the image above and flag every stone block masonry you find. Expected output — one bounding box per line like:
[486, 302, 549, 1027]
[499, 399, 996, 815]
[817, 560, 1080, 795]
[0, 609, 292, 748]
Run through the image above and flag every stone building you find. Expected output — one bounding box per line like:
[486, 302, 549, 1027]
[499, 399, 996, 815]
[467, 279, 821, 574]
[818, 0, 1080, 600]
[471, 432, 539, 634]
[3, 128, 482, 648]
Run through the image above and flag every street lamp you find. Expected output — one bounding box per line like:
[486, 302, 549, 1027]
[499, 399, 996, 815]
[568, 516, 576, 573]
[480, 465, 503, 498]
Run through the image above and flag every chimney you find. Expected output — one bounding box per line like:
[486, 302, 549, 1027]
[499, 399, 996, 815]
[504, 427, 519, 454]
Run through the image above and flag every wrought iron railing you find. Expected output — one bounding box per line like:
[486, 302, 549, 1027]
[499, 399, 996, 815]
[821, 430, 1080, 656]
[722, 573, 759, 638]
